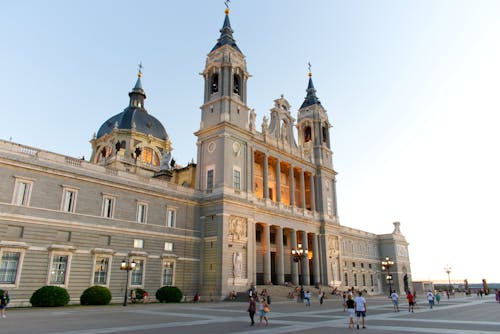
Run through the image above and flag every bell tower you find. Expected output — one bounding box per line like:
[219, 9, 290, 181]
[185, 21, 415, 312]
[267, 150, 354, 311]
[297, 67, 339, 221]
[200, 6, 251, 130]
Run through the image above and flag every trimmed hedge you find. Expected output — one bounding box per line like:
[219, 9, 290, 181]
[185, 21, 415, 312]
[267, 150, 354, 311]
[156, 286, 182, 303]
[30, 286, 70, 307]
[80, 286, 112, 305]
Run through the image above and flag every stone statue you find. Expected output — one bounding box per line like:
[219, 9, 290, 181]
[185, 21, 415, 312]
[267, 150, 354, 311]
[233, 251, 242, 278]
[262, 116, 268, 134]
[249, 109, 256, 131]
[160, 151, 171, 170]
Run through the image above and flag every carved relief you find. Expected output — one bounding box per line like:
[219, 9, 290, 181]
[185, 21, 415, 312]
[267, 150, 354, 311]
[228, 216, 247, 241]
[328, 236, 339, 257]
[233, 251, 243, 278]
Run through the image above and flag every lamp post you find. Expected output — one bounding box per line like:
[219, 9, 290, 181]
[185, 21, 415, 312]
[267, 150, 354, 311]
[120, 259, 136, 306]
[444, 265, 452, 294]
[381, 256, 394, 296]
[291, 243, 308, 286]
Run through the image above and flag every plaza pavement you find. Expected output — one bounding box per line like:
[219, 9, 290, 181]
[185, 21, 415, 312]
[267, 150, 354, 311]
[0, 293, 498, 334]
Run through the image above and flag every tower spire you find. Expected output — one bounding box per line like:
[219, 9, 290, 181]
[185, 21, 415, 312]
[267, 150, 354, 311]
[300, 62, 321, 109]
[211, 1, 242, 53]
[129, 63, 146, 109]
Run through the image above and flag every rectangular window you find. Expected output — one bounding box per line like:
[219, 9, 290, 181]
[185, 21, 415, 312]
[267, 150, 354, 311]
[370, 274, 374, 286]
[102, 196, 115, 218]
[361, 263, 364, 268]
[352, 262, 356, 267]
[162, 260, 174, 286]
[369, 263, 372, 269]
[93, 256, 109, 285]
[362, 274, 366, 286]
[164, 242, 173, 252]
[0, 252, 21, 284]
[166, 209, 176, 228]
[131, 259, 144, 286]
[61, 188, 78, 213]
[344, 272, 349, 286]
[133, 239, 144, 249]
[13, 179, 33, 206]
[354, 273, 358, 286]
[50, 255, 69, 284]
[137, 203, 147, 223]
[233, 168, 241, 190]
[207, 169, 214, 190]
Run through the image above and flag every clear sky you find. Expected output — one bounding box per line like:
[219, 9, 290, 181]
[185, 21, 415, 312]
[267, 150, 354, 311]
[2, 1, 499, 284]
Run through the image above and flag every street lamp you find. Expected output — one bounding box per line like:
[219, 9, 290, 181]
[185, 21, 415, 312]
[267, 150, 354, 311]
[381, 256, 394, 297]
[444, 265, 452, 294]
[120, 259, 136, 306]
[291, 243, 308, 286]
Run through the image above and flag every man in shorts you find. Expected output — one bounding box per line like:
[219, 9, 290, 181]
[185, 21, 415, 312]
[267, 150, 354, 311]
[354, 291, 367, 329]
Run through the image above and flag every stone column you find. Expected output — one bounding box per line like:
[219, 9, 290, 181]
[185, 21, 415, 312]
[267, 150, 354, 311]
[290, 229, 298, 285]
[309, 173, 316, 212]
[276, 226, 284, 285]
[249, 147, 254, 193]
[311, 233, 320, 286]
[263, 224, 271, 284]
[300, 170, 306, 209]
[301, 231, 310, 286]
[276, 158, 281, 203]
[263, 153, 269, 200]
[289, 165, 295, 207]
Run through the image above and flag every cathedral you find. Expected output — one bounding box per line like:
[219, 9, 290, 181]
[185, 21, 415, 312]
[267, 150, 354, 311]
[0, 7, 411, 306]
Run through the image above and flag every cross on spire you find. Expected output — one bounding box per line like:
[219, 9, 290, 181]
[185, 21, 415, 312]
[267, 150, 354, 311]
[224, 0, 231, 8]
[137, 62, 143, 78]
[308, 62, 312, 77]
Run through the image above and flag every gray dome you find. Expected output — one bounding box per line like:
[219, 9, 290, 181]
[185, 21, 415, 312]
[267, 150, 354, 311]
[96, 107, 167, 140]
[96, 75, 168, 141]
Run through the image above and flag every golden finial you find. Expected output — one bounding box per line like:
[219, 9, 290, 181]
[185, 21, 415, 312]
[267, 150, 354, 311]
[137, 62, 143, 78]
[308, 62, 312, 77]
[224, 0, 230, 14]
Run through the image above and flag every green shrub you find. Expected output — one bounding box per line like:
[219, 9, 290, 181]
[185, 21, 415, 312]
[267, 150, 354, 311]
[155, 286, 182, 303]
[30, 286, 70, 307]
[80, 286, 112, 305]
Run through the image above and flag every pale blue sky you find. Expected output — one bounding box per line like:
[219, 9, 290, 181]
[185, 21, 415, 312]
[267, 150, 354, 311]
[2, 1, 499, 283]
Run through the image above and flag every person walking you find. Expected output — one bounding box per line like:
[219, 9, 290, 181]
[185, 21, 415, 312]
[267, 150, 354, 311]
[426, 290, 435, 309]
[318, 290, 325, 305]
[406, 291, 415, 312]
[304, 290, 312, 306]
[0, 290, 9, 318]
[345, 294, 355, 328]
[435, 291, 441, 304]
[258, 297, 270, 326]
[247, 297, 257, 326]
[391, 290, 400, 312]
[354, 291, 367, 329]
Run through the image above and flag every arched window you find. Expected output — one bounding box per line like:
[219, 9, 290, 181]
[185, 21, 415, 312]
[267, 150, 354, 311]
[141, 147, 160, 166]
[233, 74, 240, 95]
[304, 126, 312, 142]
[322, 126, 328, 143]
[210, 73, 219, 93]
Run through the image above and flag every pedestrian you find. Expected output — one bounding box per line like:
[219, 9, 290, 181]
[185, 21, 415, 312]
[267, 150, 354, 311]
[304, 290, 311, 306]
[406, 291, 415, 312]
[391, 290, 400, 312]
[318, 290, 324, 305]
[496, 290, 500, 303]
[354, 291, 367, 329]
[345, 294, 355, 328]
[342, 291, 347, 311]
[0, 290, 9, 318]
[426, 290, 435, 309]
[143, 291, 148, 303]
[247, 297, 256, 326]
[258, 297, 270, 326]
[193, 292, 200, 303]
[435, 291, 441, 304]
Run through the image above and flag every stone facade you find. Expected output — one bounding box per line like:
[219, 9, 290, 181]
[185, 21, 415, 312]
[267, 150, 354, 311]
[0, 9, 411, 306]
